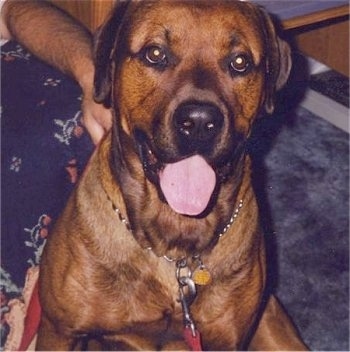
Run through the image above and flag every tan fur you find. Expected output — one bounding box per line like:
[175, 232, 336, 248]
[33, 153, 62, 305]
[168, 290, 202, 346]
[37, 1, 307, 350]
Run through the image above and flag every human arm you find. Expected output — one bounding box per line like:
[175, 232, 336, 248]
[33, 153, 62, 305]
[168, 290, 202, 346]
[0, 0, 112, 144]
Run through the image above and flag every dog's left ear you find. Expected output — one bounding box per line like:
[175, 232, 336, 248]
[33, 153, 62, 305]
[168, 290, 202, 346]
[256, 7, 292, 114]
[93, 0, 131, 108]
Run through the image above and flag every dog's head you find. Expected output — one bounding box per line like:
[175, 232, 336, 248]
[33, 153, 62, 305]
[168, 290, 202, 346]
[94, 0, 291, 256]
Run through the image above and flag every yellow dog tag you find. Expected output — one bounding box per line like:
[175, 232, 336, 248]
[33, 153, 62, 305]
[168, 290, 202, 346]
[192, 266, 212, 286]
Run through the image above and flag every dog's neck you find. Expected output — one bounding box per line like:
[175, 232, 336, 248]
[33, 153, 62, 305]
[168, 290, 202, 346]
[99, 132, 248, 260]
[105, 190, 244, 258]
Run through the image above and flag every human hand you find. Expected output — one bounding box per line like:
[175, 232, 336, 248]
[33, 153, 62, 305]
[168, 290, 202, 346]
[81, 90, 112, 145]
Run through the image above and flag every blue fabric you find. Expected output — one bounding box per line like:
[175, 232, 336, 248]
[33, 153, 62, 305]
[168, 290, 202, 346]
[252, 1, 348, 21]
[1, 41, 94, 346]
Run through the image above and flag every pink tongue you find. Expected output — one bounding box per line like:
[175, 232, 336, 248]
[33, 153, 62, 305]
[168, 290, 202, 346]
[159, 155, 216, 216]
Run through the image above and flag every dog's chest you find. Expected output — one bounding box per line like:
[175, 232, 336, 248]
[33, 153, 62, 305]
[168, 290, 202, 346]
[93, 258, 192, 348]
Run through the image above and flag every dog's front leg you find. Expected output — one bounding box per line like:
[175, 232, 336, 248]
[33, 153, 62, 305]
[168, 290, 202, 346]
[36, 315, 78, 351]
[248, 295, 309, 351]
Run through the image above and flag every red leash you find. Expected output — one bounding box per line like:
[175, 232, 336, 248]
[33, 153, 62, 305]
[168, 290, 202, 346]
[184, 325, 203, 351]
[18, 280, 42, 351]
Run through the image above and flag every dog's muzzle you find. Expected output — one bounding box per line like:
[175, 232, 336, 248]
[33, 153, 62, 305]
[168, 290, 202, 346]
[134, 101, 243, 217]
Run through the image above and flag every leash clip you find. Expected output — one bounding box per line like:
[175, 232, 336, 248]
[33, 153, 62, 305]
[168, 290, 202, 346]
[179, 283, 197, 337]
[176, 259, 197, 337]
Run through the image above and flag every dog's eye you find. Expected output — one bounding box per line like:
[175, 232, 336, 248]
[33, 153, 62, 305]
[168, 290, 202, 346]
[144, 46, 168, 66]
[229, 54, 250, 74]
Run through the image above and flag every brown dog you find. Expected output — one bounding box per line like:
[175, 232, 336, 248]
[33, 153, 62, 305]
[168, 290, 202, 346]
[37, 0, 308, 350]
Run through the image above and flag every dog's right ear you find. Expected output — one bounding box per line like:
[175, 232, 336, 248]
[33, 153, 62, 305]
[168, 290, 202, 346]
[254, 5, 292, 114]
[93, 0, 131, 108]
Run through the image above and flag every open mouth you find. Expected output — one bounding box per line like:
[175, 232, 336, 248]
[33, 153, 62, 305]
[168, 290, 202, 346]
[135, 129, 217, 216]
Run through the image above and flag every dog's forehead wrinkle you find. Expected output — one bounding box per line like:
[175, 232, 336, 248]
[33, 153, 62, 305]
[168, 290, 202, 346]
[127, 1, 264, 58]
[128, 23, 170, 54]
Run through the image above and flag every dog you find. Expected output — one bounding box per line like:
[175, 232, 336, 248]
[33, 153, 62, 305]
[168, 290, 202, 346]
[36, 0, 308, 350]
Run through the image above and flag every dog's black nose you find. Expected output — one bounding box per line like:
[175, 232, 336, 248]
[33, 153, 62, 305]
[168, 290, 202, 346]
[174, 102, 224, 146]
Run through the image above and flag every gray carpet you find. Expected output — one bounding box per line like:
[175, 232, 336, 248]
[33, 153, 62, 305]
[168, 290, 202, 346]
[249, 103, 349, 350]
